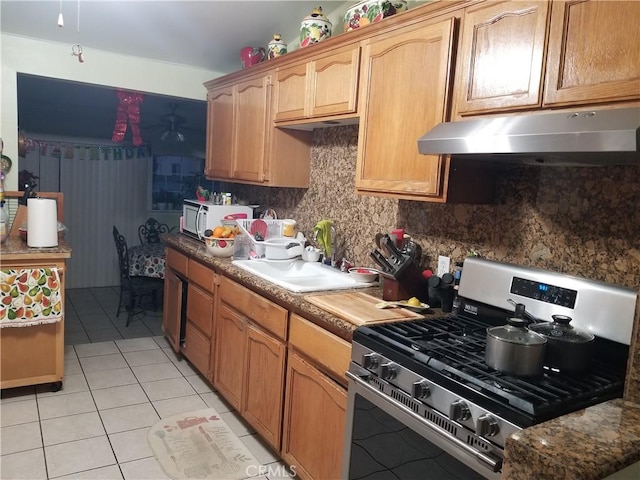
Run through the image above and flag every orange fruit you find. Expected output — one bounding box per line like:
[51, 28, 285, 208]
[212, 226, 225, 238]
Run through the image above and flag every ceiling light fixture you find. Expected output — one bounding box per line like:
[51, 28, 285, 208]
[71, 0, 84, 62]
[57, 0, 64, 27]
[161, 128, 185, 143]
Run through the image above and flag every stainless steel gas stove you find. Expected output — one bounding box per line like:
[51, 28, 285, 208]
[342, 258, 637, 479]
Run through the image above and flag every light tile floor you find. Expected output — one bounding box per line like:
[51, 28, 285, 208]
[0, 288, 290, 479]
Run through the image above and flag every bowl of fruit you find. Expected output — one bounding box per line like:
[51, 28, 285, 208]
[348, 267, 379, 283]
[203, 225, 238, 257]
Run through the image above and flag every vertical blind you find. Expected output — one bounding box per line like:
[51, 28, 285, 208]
[23, 141, 151, 288]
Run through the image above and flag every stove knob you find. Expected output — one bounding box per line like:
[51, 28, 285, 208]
[362, 353, 379, 370]
[412, 381, 431, 399]
[449, 400, 471, 422]
[477, 414, 499, 437]
[380, 362, 398, 380]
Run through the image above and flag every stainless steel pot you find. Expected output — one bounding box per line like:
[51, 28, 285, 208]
[486, 316, 547, 376]
[528, 315, 595, 372]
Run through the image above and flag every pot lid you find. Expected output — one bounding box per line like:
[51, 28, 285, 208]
[528, 315, 595, 343]
[487, 317, 547, 345]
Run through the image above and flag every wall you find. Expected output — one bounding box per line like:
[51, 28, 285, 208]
[225, 125, 640, 401]
[1, 34, 220, 189]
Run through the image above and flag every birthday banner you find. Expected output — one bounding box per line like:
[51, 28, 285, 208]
[26, 138, 152, 161]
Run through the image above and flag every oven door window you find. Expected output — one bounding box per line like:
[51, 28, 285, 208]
[347, 394, 487, 479]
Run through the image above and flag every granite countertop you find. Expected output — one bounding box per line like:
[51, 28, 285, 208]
[503, 399, 640, 479]
[0, 236, 72, 261]
[163, 232, 437, 341]
[164, 233, 640, 478]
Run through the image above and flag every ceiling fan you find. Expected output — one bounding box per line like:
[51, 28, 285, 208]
[158, 102, 187, 143]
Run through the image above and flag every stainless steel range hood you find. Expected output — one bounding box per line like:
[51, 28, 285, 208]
[418, 107, 640, 166]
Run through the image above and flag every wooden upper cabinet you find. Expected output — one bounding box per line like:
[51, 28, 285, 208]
[543, 0, 640, 107]
[455, 1, 550, 116]
[356, 17, 457, 200]
[274, 45, 360, 123]
[205, 85, 234, 179]
[274, 63, 307, 122]
[233, 75, 270, 182]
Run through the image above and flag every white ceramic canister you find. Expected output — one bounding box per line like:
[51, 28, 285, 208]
[344, 0, 408, 32]
[300, 6, 332, 48]
[267, 34, 288, 59]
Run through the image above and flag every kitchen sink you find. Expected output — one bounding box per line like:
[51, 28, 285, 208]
[231, 259, 376, 293]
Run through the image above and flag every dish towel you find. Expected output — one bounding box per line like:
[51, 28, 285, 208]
[0, 268, 63, 328]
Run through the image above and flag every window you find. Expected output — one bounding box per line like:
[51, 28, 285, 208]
[150, 155, 219, 211]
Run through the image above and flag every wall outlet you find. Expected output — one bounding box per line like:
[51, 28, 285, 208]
[437, 255, 451, 277]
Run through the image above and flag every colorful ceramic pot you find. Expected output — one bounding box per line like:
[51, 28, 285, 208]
[300, 6, 332, 48]
[267, 34, 288, 59]
[344, 0, 408, 32]
[240, 46, 266, 69]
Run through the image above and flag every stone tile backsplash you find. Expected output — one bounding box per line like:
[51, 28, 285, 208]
[227, 125, 640, 289]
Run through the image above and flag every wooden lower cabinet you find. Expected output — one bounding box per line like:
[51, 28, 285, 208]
[213, 276, 287, 451]
[282, 351, 347, 480]
[213, 302, 246, 410]
[244, 324, 286, 449]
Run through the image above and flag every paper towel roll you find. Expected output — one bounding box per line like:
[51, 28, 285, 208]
[27, 198, 58, 247]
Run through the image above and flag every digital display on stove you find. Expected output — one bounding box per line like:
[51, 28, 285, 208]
[510, 277, 577, 308]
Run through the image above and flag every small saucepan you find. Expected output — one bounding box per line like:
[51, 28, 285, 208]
[528, 315, 594, 372]
[486, 315, 547, 377]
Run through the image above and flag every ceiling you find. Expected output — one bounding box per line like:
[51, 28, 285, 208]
[2, 1, 351, 144]
[1, 1, 350, 73]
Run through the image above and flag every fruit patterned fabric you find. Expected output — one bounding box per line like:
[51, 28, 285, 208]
[0, 268, 63, 328]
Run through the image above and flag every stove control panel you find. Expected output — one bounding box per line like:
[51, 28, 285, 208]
[449, 400, 471, 422]
[477, 414, 500, 437]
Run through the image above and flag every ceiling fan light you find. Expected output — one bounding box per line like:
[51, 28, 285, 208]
[161, 129, 185, 143]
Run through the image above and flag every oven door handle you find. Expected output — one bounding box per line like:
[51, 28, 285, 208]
[346, 370, 502, 473]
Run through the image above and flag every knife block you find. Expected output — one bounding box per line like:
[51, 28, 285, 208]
[381, 262, 427, 303]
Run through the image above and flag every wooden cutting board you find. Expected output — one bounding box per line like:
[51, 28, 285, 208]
[305, 292, 423, 326]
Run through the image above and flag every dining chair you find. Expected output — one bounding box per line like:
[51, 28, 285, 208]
[112, 225, 164, 326]
[138, 217, 173, 244]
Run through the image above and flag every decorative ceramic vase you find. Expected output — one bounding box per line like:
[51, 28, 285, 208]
[240, 46, 266, 69]
[267, 34, 288, 59]
[344, 0, 408, 32]
[300, 6, 332, 48]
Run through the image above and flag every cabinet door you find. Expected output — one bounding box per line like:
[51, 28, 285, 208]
[356, 18, 457, 199]
[233, 75, 270, 183]
[274, 63, 308, 122]
[282, 352, 347, 480]
[308, 46, 360, 118]
[243, 324, 286, 450]
[162, 269, 183, 353]
[182, 321, 210, 376]
[205, 86, 234, 179]
[186, 283, 213, 338]
[455, 1, 549, 115]
[544, 0, 640, 106]
[213, 303, 246, 410]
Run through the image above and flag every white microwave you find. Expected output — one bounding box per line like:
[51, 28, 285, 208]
[182, 200, 254, 241]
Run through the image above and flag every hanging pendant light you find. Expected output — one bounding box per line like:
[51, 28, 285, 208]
[57, 0, 64, 27]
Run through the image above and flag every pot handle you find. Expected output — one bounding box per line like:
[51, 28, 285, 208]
[507, 298, 540, 323]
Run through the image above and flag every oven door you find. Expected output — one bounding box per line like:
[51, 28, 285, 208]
[342, 366, 501, 480]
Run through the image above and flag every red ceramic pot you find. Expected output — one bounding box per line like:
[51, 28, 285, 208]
[240, 47, 266, 69]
